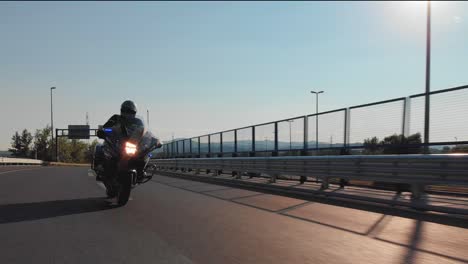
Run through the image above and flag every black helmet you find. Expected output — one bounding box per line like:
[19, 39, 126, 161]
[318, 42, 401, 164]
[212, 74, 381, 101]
[120, 100, 137, 115]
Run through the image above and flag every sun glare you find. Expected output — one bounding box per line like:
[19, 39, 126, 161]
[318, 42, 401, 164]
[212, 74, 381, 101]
[403, 1, 429, 15]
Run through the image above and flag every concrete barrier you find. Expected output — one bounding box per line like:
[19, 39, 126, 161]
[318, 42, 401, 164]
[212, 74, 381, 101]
[0, 157, 42, 165]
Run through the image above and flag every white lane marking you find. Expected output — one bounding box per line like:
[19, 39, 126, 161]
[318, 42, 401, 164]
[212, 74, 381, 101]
[96, 182, 107, 191]
[88, 169, 96, 177]
[0, 167, 45, 175]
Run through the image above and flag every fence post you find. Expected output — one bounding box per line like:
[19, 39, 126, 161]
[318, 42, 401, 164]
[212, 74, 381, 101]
[170, 142, 173, 158]
[273, 122, 278, 156]
[198, 137, 201, 157]
[190, 138, 193, 157]
[302, 116, 309, 156]
[251, 126, 256, 157]
[219, 133, 222, 153]
[402, 97, 411, 137]
[182, 140, 185, 157]
[208, 135, 211, 157]
[234, 130, 238, 157]
[344, 108, 351, 150]
[177, 141, 180, 157]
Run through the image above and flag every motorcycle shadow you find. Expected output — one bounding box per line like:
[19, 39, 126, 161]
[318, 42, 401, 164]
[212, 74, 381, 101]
[0, 197, 114, 225]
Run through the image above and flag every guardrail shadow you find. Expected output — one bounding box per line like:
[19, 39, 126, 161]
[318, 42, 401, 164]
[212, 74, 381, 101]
[0, 197, 111, 224]
[154, 173, 468, 263]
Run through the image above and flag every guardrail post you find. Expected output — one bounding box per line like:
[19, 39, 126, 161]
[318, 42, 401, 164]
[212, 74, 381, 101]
[321, 177, 329, 190]
[411, 184, 426, 200]
[269, 173, 278, 183]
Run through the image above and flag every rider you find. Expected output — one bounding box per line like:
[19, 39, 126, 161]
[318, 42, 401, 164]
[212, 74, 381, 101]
[99, 100, 138, 132]
[96, 100, 147, 181]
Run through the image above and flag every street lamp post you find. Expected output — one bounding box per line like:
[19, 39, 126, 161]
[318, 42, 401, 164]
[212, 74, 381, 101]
[50, 87, 56, 160]
[147, 109, 150, 127]
[310, 90, 324, 151]
[50, 87, 56, 141]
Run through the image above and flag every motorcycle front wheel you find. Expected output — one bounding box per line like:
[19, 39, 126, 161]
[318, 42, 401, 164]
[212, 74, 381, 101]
[117, 171, 132, 206]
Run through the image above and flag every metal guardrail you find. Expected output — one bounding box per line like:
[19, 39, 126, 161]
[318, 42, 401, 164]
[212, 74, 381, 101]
[152, 154, 468, 199]
[0, 157, 43, 165]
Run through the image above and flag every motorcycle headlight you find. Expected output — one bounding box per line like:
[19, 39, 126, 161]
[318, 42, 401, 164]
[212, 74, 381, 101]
[125, 142, 137, 156]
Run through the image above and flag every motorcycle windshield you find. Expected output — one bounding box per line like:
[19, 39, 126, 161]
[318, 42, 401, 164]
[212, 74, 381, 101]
[138, 130, 160, 155]
[105, 116, 145, 142]
[124, 116, 146, 143]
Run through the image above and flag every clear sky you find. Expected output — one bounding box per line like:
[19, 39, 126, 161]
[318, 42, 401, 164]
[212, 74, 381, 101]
[1, 1, 467, 150]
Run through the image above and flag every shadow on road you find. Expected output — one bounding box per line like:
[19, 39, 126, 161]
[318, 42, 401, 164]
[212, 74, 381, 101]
[153, 176, 468, 263]
[0, 197, 112, 224]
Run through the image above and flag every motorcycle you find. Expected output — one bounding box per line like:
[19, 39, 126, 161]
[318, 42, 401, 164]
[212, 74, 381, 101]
[92, 116, 162, 206]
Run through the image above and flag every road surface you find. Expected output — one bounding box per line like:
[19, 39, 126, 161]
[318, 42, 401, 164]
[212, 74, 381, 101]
[0, 166, 467, 264]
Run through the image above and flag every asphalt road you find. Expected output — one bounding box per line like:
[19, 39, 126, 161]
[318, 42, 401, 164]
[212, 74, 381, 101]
[0, 166, 467, 264]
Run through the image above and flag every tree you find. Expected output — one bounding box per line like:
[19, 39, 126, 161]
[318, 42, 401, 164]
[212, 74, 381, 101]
[441, 146, 451, 154]
[363, 133, 422, 155]
[8, 131, 21, 157]
[451, 145, 468, 153]
[70, 139, 88, 163]
[56, 138, 96, 163]
[8, 129, 33, 157]
[8, 126, 98, 163]
[86, 139, 99, 163]
[57, 137, 72, 163]
[33, 126, 52, 161]
[21, 129, 33, 157]
[363, 136, 381, 155]
[403, 133, 423, 154]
